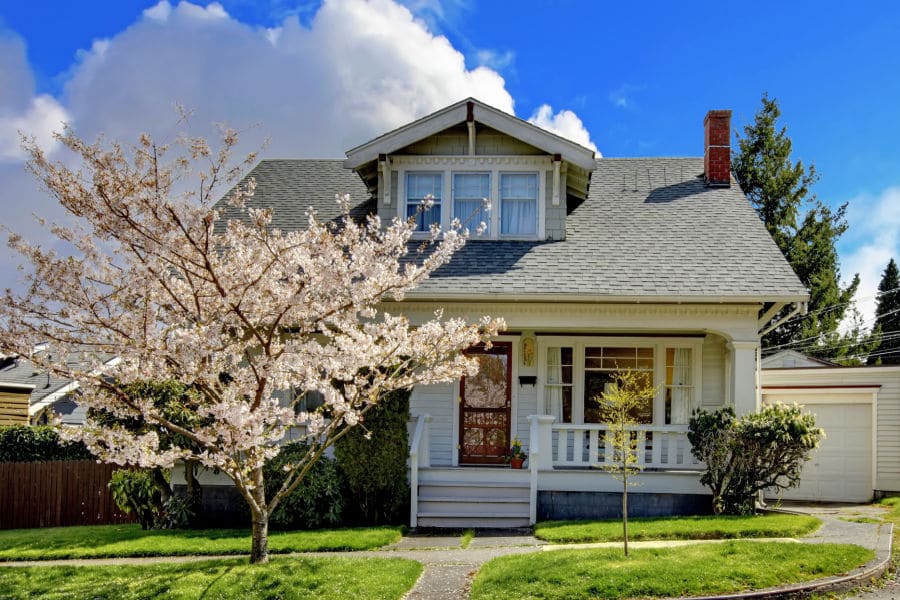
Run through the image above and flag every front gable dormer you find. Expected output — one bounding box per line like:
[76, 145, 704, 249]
[343, 98, 596, 241]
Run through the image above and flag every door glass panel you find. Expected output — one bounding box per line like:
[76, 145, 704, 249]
[460, 345, 511, 464]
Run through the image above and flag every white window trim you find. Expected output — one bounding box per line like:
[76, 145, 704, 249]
[404, 171, 444, 233]
[536, 335, 703, 426]
[394, 155, 550, 240]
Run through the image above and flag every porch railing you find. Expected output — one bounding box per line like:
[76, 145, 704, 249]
[409, 413, 432, 528]
[550, 422, 702, 470]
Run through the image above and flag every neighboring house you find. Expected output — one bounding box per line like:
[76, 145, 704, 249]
[762, 353, 900, 503]
[216, 98, 811, 527]
[0, 349, 116, 426]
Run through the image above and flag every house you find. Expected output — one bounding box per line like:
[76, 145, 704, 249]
[0, 348, 117, 426]
[761, 352, 900, 503]
[214, 98, 811, 527]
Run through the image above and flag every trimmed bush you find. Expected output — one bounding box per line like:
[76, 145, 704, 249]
[264, 443, 344, 530]
[335, 388, 410, 525]
[0, 425, 92, 462]
[688, 405, 823, 515]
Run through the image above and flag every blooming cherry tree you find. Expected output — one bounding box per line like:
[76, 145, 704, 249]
[0, 127, 503, 563]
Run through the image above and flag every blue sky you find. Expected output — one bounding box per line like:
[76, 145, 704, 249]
[1, 0, 898, 323]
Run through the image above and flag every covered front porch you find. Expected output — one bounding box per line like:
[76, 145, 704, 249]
[409, 413, 707, 528]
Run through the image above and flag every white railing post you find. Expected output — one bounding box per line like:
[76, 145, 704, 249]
[409, 413, 431, 528]
[549, 423, 701, 470]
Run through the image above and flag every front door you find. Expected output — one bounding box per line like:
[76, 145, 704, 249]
[459, 342, 512, 464]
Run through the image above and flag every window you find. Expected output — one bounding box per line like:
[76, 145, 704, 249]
[545, 347, 573, 423]
[500, 173, 538, 235]
[583, 347, 654, 424]
[452, 173, 491, 233]
[406, 172, 442, 232]
[293, 388, 325, 415]
[664, 348, 694, 424]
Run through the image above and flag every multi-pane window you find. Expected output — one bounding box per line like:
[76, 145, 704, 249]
[452, 173, 491, 234]
[406, 173, 442, 232]
[583, 347, 654, 424]
[545, 347, 573, 423]
[500, 173, 537, 236]
[664, 348, 694, 424]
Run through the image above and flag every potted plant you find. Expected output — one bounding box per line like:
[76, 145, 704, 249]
[505, 437, 528, 469]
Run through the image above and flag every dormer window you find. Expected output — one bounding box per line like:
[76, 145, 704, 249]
[406, 172, 442, 231]
[452, 173, 491, 234]
[500, 173, 538, 236]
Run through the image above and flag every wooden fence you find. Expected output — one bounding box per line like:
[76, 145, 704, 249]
[0, 460, 135, 529]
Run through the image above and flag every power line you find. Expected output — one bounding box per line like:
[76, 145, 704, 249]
[763, 305, 900, 353]
[762, 285, 900, 330]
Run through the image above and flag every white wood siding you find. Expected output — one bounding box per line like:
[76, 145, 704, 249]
[410, 382, 455, 466]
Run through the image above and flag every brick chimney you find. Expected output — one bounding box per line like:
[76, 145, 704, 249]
[704, 109, 732, 187]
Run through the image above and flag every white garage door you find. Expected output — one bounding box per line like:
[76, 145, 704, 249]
[763, 395, 872, 503]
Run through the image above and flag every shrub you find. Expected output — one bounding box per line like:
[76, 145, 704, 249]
[265, 442, 344, 530]
[109, 469, 162, 530]
[334, 388, 410, 525]
[0, 425, 92, 462]
[688, 404, 823, 515]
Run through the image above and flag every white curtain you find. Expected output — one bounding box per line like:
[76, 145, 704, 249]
[501, 199, 537, 234]
[546, 347, 563, 420]
[670, 348, 693, 424]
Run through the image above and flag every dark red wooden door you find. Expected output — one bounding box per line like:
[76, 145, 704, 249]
[459, 342, 512, 464]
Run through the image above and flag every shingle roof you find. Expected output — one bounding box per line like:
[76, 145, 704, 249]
[217, 159, 373, 229]
[217, 157, 807, 302]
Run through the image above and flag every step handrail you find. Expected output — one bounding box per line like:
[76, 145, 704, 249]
[409, 413, 432, 528]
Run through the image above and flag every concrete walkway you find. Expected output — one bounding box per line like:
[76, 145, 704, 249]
[0, 504, 893, 600]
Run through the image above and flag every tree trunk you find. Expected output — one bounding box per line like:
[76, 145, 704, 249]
[622, 471, 629, 557]
[184, 459, 202, 519]
[250, 514, 269, 564]
[249, 468, 269, 564]
[152, 468, 173, 504]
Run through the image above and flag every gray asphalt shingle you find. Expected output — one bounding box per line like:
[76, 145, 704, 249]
[217, 157, 807, 301]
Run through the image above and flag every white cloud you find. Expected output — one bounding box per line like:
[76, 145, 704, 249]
[0, 95, 69, 161]
[0, 32, 69, 162]
[608, 83, 645, 110]
[0, 0, 599, 286]
[840, 186, 900, 326]
[474, 49, 515, 71]
[527, 104, 599, 154]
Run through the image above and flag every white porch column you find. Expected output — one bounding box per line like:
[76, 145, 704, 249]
[728, 340, 760, 416]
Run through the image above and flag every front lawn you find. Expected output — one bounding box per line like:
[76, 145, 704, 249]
[0, 524, 402, 561]
[0, 556, 421, 600]
[470, 541, 871, 600]
[535, 513, 820, 543]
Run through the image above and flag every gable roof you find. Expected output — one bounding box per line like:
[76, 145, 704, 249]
[343, 98, 597, 171]
[761, 350, 841, 369]
[219, 156, 807, 304]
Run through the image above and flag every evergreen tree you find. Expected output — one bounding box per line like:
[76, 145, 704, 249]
[733, 94, 859, 354]
[869, 258, 900, 365]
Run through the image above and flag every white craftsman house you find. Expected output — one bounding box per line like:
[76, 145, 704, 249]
[219, 98, 810, 527]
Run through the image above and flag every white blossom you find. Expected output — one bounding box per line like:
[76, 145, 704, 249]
[0, 126, 504, 562]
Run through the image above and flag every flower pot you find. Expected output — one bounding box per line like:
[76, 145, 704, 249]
[510, 457, 525, 469]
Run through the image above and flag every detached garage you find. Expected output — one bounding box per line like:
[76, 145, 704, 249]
[761, 359, 900, 503]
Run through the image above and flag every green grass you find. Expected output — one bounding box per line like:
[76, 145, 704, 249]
[0, 524, 403, 561]
[840, 516, 882, 524]
[534, 513, 821, 544]
[470, 541, 872, 600]
[460, 529, 475, 549]
[0, 555, 421, 600]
